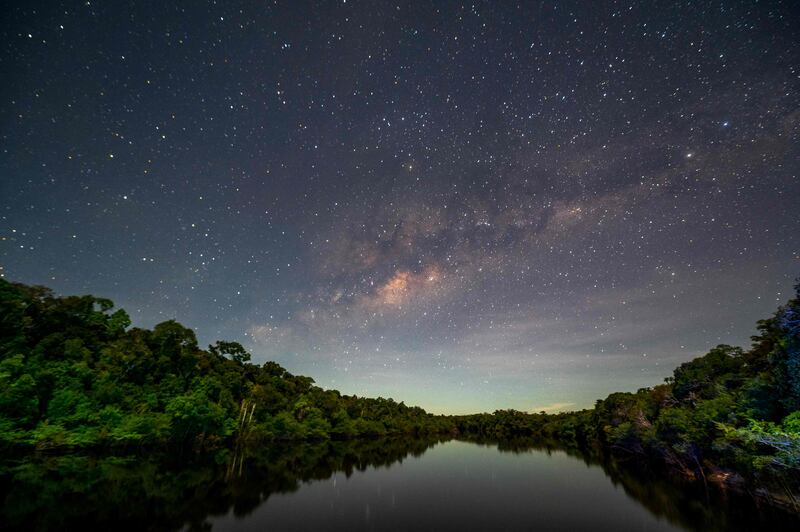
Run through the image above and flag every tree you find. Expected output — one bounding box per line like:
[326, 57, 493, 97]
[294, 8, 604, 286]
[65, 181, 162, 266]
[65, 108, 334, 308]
[209, 341, 251, 364]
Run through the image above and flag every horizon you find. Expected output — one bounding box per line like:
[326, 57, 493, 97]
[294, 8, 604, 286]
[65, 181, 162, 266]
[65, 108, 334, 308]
[4, 275, 797, 417]
[1, 1, 798, 415]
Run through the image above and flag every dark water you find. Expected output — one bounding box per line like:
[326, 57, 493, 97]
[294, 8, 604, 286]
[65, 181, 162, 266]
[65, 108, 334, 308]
[1, 437, 797, 531]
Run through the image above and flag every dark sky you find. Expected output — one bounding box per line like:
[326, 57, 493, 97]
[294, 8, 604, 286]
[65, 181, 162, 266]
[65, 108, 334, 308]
[2, 1, 798, 413]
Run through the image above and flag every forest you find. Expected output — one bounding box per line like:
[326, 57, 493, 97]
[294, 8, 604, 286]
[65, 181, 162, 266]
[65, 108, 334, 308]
[454, 280, 800, 500]
[1, 277, 798, 502]
[0, 279, 452, 449]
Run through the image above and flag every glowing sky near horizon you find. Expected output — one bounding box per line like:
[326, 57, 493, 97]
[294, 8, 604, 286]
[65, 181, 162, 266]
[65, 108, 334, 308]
[1, 1, 798, 414]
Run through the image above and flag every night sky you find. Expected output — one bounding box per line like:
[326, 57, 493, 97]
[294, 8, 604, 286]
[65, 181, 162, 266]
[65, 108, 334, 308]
[2, 1, 798, 414]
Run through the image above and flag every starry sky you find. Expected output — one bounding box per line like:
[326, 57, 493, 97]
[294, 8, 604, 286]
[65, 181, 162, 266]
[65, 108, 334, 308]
[1, 1, 799, 414]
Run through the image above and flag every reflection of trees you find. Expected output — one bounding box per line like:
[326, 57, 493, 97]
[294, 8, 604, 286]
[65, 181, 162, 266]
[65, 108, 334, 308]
[0, 436, 446, 531]
[456, 436, 799, 531]
[2, 436, 796, 531]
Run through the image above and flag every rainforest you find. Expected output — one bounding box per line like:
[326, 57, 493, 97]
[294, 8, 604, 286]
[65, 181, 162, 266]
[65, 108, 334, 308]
[1, 277, 799, 527]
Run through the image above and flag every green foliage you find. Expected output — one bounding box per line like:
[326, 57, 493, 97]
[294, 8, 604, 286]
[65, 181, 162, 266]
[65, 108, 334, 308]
[717, 419, 800, 473]
[783, 411, 800, 434]
[0, 279, 451, 450]
[670, 345, 744, 401]
[209, 340, 251, 364]
[455, 279, 800, 495]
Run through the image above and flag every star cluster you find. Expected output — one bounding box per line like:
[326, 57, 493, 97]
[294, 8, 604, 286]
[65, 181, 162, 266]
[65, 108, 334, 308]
[1, 1, 798, 413]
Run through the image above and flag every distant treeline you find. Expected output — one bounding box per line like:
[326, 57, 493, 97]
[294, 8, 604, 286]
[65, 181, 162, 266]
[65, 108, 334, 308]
[1, 277, 798, 502]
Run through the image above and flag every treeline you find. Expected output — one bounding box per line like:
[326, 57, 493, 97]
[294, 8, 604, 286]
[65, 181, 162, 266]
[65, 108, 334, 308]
[454, 281, 800, 500]
[0, 279, 452, 449]
[2, 275, 799, 500]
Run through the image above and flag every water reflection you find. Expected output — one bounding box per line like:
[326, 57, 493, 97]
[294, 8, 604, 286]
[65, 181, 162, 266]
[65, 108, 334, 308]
[461, 437, 799, 532]
[0, 437, 444, 531]
[0, 437, 797, 531]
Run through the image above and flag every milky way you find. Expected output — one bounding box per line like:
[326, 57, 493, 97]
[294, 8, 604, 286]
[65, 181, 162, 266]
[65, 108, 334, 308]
[2, 1, 798, 413]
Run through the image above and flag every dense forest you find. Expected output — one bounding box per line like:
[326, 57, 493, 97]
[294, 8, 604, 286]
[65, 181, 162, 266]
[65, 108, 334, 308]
[0, 279, 452, 449]
[1, 277, 798, 504]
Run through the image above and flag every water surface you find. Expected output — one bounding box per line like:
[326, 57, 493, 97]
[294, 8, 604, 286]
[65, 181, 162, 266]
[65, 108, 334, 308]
[212, 440, 681, 531]
[1, 437, 797, 531]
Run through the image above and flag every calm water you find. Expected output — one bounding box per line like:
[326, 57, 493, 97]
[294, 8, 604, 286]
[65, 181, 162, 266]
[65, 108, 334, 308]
[1, 437, 797, 531]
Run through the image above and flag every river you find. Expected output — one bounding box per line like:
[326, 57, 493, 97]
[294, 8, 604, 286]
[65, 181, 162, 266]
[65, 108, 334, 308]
[1, 437, 796, 531]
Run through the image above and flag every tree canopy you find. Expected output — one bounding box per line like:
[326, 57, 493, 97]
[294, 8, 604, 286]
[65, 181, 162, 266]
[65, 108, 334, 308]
[0, 279, 451, 449]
